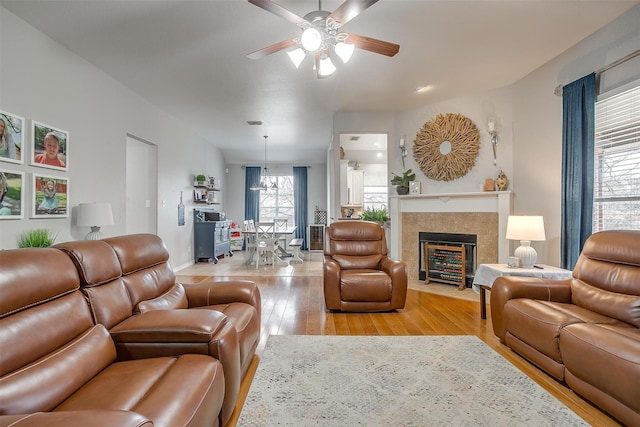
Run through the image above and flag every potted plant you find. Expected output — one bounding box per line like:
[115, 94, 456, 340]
[17, 229, 57, 248]
[360, 206, 390, 224]
[391, 169, 416, 195]
[195, 174, 207, 186]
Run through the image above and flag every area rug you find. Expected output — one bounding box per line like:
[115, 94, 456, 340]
[238, 335, 587, 426]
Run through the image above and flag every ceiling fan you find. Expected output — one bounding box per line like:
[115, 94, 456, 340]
[247, 0, 400, 78]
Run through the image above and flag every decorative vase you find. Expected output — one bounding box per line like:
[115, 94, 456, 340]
[396, 186, 409, 195]
[495, 170, 509, 191]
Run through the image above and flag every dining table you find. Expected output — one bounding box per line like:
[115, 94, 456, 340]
[242, 225, 297, 265]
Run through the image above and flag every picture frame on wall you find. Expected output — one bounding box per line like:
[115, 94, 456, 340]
[0, 169, 25, 219]
[32, 173, 69, 218]
[0, 110, 25, 164]
[31, 121, 68, 171]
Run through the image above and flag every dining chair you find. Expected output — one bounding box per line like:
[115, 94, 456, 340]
[255, 221, 277, 268]
[243, 220, 257, 265]
[273, 218, 289, 250]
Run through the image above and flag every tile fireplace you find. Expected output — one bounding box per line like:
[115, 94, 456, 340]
[389, 192, 513, 282]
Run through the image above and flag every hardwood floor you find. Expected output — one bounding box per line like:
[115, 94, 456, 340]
[176, 252, 620, 427]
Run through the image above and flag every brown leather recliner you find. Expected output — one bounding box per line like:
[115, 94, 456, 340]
[490, 230, 640, 426]
[54, 233, 261, 425]
[0, 248, 224, 427]
[323, 220, 407, 312]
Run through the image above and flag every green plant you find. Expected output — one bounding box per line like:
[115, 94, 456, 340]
[195, 174, 207, 183]
[390, 169, 416, 187]
[17, 229, 57, 248]
[360, 206, 390, 223]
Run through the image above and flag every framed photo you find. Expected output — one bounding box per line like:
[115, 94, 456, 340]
[0, 110, 24, 164]
[32, 173, 69, 218]
[31, 121, 68, 171]
[410, 180, 421, 195]
[0, 169, 25, 219]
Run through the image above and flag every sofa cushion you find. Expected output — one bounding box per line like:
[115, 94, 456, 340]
[332, 254, 383, 270]
[104, 233, 170, 275]
[504, 300, 626, 363]
[340, 270, 392, 302]
[54, 353, 224, 427]
[572, 229, 640, 327]
[137, 283, 188, 312]
[560, 323, 640, 418]
[0, 325, 116, 414]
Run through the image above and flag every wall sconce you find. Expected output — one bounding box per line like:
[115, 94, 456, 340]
[77, 202, 114, 240]
[487, 120, 499, 165]
[399, 134, 407, 168]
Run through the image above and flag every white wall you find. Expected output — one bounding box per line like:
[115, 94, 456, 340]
[394, 86, 514, 195]
[512, 5, 640, 265]
[0, 8, 225, 268]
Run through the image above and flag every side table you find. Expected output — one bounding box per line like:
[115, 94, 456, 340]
[473, 264, 573, 319]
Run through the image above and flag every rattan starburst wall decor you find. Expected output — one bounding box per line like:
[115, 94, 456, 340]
[413, 113, 480, 181]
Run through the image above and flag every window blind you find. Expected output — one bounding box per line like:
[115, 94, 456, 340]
[593, 85, 640, 232]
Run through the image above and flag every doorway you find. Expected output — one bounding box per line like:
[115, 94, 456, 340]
[339, 133, 388, 218]
[125, 135, 157, 234]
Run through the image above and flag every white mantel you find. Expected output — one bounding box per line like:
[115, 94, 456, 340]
[389, 191, 513, 262]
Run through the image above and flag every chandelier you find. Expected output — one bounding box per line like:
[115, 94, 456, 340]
[250, 135, 278, 191]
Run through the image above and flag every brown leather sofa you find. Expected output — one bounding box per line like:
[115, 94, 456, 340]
[54, 233, 261, 425]
[0, 248, 224, 427]
[323, 220, 407, 312]
[490, 230, 640, 426]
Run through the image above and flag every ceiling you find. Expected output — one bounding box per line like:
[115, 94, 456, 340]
[2, 0, 637, 165]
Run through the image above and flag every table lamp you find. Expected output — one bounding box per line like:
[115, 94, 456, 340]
[505, 215, 546, 269]
[77, 202, 114, 240]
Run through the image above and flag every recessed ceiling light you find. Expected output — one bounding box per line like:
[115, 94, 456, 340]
[415, 85, 431, 93]
[376, 152, 383, 158]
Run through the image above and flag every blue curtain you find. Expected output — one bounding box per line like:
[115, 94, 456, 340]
[561, 73, 596, 270]
[293, 166, 308, 250]
[245, 167, 261, 223]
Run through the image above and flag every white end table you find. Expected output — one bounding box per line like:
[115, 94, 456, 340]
[473, 264, 573, 319]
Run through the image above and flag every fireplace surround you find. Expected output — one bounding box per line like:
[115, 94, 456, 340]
[389, 192, 513, 282]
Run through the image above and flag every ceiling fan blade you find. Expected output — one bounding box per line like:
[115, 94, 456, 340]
[346, 33, 399, 57]
[248, 0, 308, 25]
[329, 0, 379, 26]
[247, 38, 297, 59]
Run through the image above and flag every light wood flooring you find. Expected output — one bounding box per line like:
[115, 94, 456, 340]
[176, 251, 620, 427]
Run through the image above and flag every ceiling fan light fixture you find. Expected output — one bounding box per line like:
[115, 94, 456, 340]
[334, 41, 354, 64]
[287, 48, 306, 68]
[301, 27, 322, 52]
[319, 55, 336, 77]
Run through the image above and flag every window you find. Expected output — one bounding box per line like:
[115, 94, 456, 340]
[259, 175, 294, 224]
[363, 185, 388, 212]
[593, 85, 640, 232]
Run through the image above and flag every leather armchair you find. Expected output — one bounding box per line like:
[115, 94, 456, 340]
[323, 220, 407, 312]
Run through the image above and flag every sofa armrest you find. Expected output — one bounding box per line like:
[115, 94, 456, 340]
[323, 256, 342, 310]
[109, 309, 230, 360]
[490, 276, 572, 342]
[183, 280, 261, 315]
[381, 257, 408, 308]
[0, 410, 152, 427]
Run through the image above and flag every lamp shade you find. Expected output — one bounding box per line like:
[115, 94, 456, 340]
[77, 202, 114, 227]
[505, 215, 546, 241]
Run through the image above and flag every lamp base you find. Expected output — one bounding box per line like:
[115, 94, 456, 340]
[514, 240, 537, 269]
[84, 226, 103, 241]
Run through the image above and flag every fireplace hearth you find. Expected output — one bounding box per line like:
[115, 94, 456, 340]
[419, 232, 477, 288]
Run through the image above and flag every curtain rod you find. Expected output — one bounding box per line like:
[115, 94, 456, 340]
[554, 48, 640, 96]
